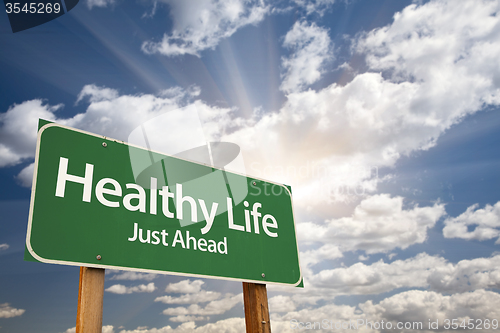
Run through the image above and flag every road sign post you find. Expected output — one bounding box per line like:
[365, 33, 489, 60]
[243, 282, 271, 333]
[76, 267, 105, 333]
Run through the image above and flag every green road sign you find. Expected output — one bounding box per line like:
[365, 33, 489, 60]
[26, 121, 302, 286]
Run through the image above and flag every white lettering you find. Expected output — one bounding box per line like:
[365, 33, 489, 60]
[159, 186, 174, 218]
[227, 197, 244, 231]
[186, 231, 196, 250]
[208, 240, 216, 253]
[123, 184, 146, 212]
[199, 199, 218, 234]
[139, 228, 150, 243]
[161, 230, 168, 246]
[251, 203, 262, 234]
[172, 230, 185, 248]
[151, 230, 160, 245]
[55, 157, 94, 202]
[150, 177, 157, 215]
[262, 214, 278, 237]
[96, 178, 121, 207]
[198, 238, 207, 251]
[218, 237, 227, 254]
[176, 184, 197, 222]
[128, 222, 138, 241]
[244, 201, 251, 232]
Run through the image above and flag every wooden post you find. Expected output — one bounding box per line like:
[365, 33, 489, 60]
[243, 282, 271, 333]
[76, 267, 105, 333]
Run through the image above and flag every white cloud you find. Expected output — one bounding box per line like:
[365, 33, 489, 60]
[297, 194, 445, 254]
[224, 0, 500, 208]
[271, 302, 367, 333]
[0, 303, 25, 318]
[443, 201, 500, 242]
[299, 243, 343, 278]
[357, 0, 500, 103]
[280, 21, 332, 93]
[162, 293, 243, 317]
[118, 318, 245, 333]
[115, 322, 194, 332]
[142, 0, 268, 57]
[15, 162, 34, 187]
[105, 282, 156, 294]
[155, 291, 221, 304]
[427, 255, 500, 293]
[109, 271, 158, 281]
[64, 325, 114, 333]
[76, 84, 119, 103]
[0, 244, 9, 251]
[169, 315, 208, 323]
[307, 252, 445, 296]
[360, 289, 500, 333]
[0, 100, 60, 167]
[287, 253, 500, 302]
[165, 279, 205, 294]
[157, 280, 237, 321]
[187, 318, 245, 333]
[86, 0, 114, 10]
[272, 289, 500, 333]
[269, 295, 296, 313]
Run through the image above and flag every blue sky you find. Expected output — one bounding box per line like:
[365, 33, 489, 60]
[1, 0, 500, 332]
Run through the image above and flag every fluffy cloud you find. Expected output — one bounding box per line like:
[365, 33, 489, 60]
[224, 0, 500, 207]
[361, 289, 500, 333]
[427, 255, 500, 293]
[108, 271, 158, 281]
[155, 291, 221, 304]
[142, 0, 268, 57]
[299, 243, 343, 274]
[164, 279, 205, 294]
[117, 318, 245, 333]
[99, 289, 494, 333]
[269, 295, 296, 313]
[63, 325, 114, 333]
[0, 100, 60, 167]
[15, 162, 34, 187]
[0, 244, 9, 251]
[156, 280, 241, 322]
[168, 315, 208, 323]
[272, 289, 500, 333]
[280, 21, 332, 93]
[161, 293, 242, 322]
[285, 253, 500, 302]
[358, 0, 500, 100]
[307, 253, 445, 296]
[105, 282, 156, 294]
[298, 194, 445, 254]
[76, 84, 119, 103]
[0, 303, 25, 318]
[443, 201, 500, 242]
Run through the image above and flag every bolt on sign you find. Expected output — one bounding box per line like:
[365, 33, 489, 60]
[25, 121, 302, 286]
